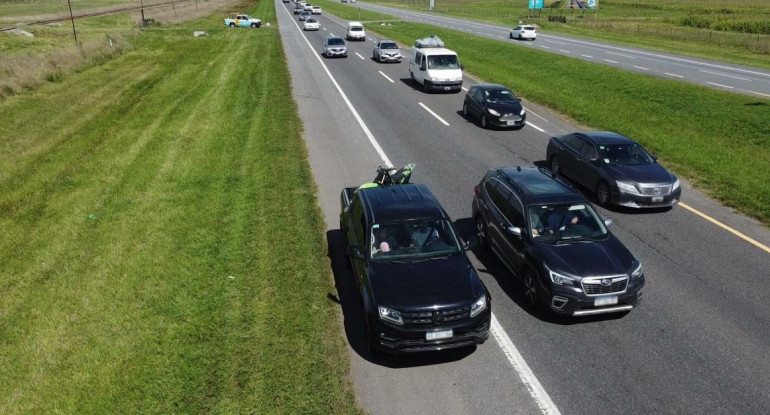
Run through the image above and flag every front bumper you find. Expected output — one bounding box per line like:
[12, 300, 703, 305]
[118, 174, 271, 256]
[373, 308, 491, 353]
[613, 186, 681, 208]
[489, 113, 526, 128]
[325, 49, 347, 57]
[425, 80, 463, 92]
[547, 276, 644, 316]
[378, 54, 402, 62]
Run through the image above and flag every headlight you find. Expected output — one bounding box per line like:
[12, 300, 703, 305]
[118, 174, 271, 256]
[630, 262, 643, 279]
[429, 77, 440, 82]
[672, 178, 680, 191]
[520, 109, 526, 116]
[544, 263, 575, 286]
[378, 306, 403, 325]
[617, 181, 641, 195]
[487, 108, 500, 116]
[470, 294, 487, 317]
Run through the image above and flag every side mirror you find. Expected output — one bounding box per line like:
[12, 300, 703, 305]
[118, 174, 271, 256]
[460, 64, 465, 70]
[347, 245, 365, 259]
[651, 154, 659, 162]
[506, 226, 522, 237]
[463, 236, 478, 250]
[604, 218, 613, 228]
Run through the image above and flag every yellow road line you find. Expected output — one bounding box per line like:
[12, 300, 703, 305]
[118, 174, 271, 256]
[679, 202, 770, 255]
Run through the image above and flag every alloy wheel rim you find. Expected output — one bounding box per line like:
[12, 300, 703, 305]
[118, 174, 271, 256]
[476, 219, 485, 244]
[598, 183, 609, 204]
[525, 274, 536, 304]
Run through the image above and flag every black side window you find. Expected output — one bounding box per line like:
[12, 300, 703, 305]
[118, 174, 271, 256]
[563, 135, 582, 151]
[484, 180, 508, 218]
[497, 183, 524, 227]
[580, 140, 598, 159]
[474, 88, 483, 102]
[352, 199, 365, 245]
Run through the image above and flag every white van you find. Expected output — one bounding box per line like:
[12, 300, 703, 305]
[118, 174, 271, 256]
[346, 21, 366, 41]
[409, 37, 463, 92]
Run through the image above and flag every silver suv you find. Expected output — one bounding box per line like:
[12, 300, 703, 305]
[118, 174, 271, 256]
[323, 36, 348, 58]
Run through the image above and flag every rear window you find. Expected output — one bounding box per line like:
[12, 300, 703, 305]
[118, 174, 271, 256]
[523, 26, 535, 31]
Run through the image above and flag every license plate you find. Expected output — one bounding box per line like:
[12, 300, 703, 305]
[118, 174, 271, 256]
[506, 121, 516, 126]
[426, 329, 453, 341]
[444, 86, 450, 90]
[651, 196, 664, 202]
[594, 296, 618, 307]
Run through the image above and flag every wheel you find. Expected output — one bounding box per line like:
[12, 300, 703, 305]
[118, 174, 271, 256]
[551, 156, 561, 176]
[475, 216, 488, 249]
[373, 51, 376, 60]
[519, 34, 523, 40]
[510, 33, 513, 39]
[596, 181, 611, 206]
[229, 23, 235, 27]
[251, 23, 257, 28]
[463, 102, 469, 116]
[481, 115, 488, 129]
[523, 270, 541, 310]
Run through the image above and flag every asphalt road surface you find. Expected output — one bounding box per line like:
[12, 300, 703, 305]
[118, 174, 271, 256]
[277, 2, 770, 414]
[352, 1, 770, 99]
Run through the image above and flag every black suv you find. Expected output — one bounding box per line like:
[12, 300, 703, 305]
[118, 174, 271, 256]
[472, 166, 644, 316]
[340, 183, 491, 353]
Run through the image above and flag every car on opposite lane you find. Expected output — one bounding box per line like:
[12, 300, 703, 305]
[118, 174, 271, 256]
[323, 36, 348, 58]
[546, 131, 681, 208]
[303, 18, 320, 31]
[463, 84, 526, 129]
[510, 25, 537, 40]
[472, 166, 644, 316]
[373, 39, 403, 63]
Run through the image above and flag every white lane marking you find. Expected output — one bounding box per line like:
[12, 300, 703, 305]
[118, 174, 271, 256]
[541, 46, 551, 49]
[355, 52, 365, 60]
[462, 86, 468, 91]
[500, 36, 508, 39]
[491, 315, 561, 415]
[679, 203, 770, 255]
[633, 66, 649, 71]
[545, 40, 567, 45]
[699, 70, 751, 81]
[526, 122, 546, 133]
[330, 33, 335, 37]
[280, 2, 392, 167]
[665, 73, 684, 78]
[379, 71, 395, 83]
[476, 31, 484, 34]
[418, 102, 450, 126]
[559, 49, 570, 54]
[581, 54, 593, 58]
[606, 51, 636, 59]
[741, 89, 770, 98]
[604, 59, 619, 64]
[323, 27, 327, 31]
[707, 82, 733, 89]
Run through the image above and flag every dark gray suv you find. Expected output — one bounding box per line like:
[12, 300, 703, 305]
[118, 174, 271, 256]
[472, 166, 644, 316]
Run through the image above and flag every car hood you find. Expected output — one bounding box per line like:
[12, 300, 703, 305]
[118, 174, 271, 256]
[536, 236, 635, 278]
[369, 255, 483, 310]
[486, 101, 523, 115]
[605, 163, 673, 185]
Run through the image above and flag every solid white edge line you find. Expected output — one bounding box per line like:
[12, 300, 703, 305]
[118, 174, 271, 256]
[462, 86, 468, 91]
[526, 122, 546, 133]
[418, 102, 450, 126]
[280, 1, 393, 167]
[355, 52, 365, 60]
[707, 82, 733, 89]
[741, 89, 770, 98]
[491, 315, 561, 415]
[665, 73, 684, 78]
[378, 71, 395, 83]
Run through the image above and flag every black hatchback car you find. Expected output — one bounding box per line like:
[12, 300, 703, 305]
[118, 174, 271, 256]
[546, 131, 681, 208]
[462, 84, 526, 129]
[472, 166, 644, 316]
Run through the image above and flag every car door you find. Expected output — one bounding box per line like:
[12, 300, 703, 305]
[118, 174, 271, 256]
[575, 139, 602, 188]
[238, 15, 249, 27]
[483, 179, 520, 273]
[467, 87, 483, 118]
[498, 186, 527, 273]
[559, 134, 584, 182]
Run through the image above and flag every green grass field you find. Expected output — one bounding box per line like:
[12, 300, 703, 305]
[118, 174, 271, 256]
[0, 0, 361, 413]
[354, 0, 770, 69]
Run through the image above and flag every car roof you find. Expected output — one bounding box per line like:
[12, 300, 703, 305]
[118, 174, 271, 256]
[472, 84, 509, 91]
[575, 131, 635, 145]
[325, 36, 343, 41]
[358, 184, 448, 224]
[415, 47, 456, 55]
[348, 21, 363, 25]
[494, 166, 586, 205]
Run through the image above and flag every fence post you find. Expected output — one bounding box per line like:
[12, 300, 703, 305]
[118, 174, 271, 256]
[66, 0, 79, 49]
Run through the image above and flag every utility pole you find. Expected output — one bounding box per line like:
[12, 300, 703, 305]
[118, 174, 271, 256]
[66, 0, 79, 49]
[140, 0, 146, 25]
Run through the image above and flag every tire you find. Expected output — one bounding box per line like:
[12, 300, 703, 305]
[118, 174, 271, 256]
[251, 23, 257, 28]
[551, 156, 561, 176]
[510, 33, 513, 39]
[523, 270, 541, 310]
[475, 216, 488, 249]
[229, 23, 235, 27]
[596, 181, 611, 206]
[481, 115, 488, 129]
[519, 34, 523, 40]
[462, 102, 469, 117]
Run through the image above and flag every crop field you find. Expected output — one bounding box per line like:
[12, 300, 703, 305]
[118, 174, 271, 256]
[357, 0, 770, 69]
[0, 0, 361, 413]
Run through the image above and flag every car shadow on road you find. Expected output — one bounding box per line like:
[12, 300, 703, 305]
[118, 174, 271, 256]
[326, 229, 476, 368]
[454, 217, 631, 326]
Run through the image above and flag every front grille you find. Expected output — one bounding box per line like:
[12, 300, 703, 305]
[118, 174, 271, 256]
[401, 306, 471, 326]
[581, 276, 628, 296]
[639, 184, 672, 196]
[499, 114, 523, 121]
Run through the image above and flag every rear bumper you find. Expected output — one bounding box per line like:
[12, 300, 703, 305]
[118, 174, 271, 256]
[425, 80, 463, 92]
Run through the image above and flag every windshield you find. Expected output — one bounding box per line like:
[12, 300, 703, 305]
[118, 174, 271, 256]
[529, 203, 608, 243]
[380, 42, 398, 49]
[370, 219, 462, 259]
[427, 55, 460, 70]
[350, 26, 363, 32]
[327, 38, 345, 45]
[484, 88, 518, 104]
[599, 143, 654, 166]
[306, 18, 316, 22]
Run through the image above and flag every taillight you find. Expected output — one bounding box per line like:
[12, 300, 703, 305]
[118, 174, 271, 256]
[474, 185, 480, 195]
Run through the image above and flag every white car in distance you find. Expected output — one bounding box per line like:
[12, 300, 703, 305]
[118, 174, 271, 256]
[510, 25, 537, 40]
[311, 5, 321, 14]
[304, 18, 320, 31]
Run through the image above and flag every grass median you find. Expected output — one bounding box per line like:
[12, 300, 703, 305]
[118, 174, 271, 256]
[0, 0, 361, 413]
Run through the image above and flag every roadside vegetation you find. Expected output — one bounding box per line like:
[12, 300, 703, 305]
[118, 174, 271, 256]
[0, 0, 361, 413]
[354, 0, 770, 70]
[313, 1, 770, 225]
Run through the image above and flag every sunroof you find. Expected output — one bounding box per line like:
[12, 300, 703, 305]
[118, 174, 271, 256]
[518, 175, 568, 195]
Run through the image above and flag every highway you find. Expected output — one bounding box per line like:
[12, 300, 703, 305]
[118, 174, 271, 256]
[353, 1, 770, 99]
[276, 2, 770, 414]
